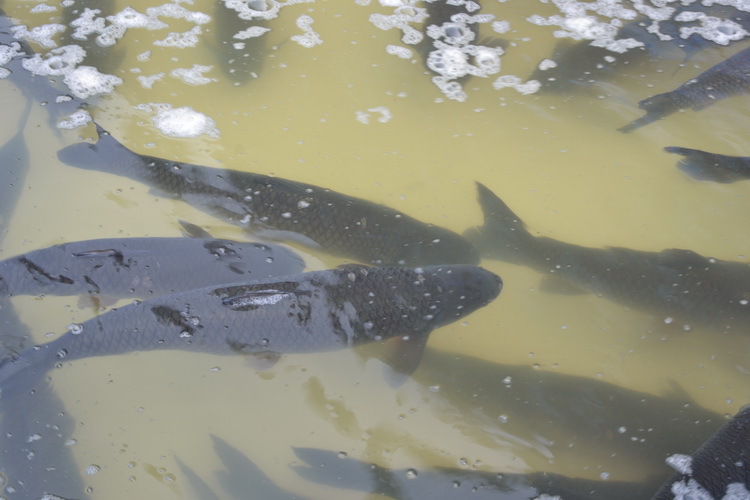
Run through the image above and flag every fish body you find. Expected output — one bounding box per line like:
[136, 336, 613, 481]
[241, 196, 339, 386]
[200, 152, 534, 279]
[0, 265, 501, 383]
[212, 0, 269, 85]
[414, 348, 724, 474]
[293, 447, 660, 500]
[620, 45, 750, 132]
[0, 236, 304, 298]
[57, 126, 479, 266]
[0, 8, 85, 121]
[652, 404, 750, 499]
[665, 146, 750, 183]
[467, 182, 750, 330]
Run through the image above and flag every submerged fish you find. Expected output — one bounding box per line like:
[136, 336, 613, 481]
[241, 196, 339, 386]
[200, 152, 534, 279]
[0, 265, 501, 384]
[292, 447, 660, 500]
[665, 146, 750, 183]
[0, 8, 85, 123]
[466, 182, 750, 330]
[57, 126, 479, 266]
[530, 5, 750, 94]
[212, 0, 270, 85]
[620, 45, 750, 133]
[652, 404, 750, 499]
[413, 348, 724, 475]
[0, 235, 304, 299]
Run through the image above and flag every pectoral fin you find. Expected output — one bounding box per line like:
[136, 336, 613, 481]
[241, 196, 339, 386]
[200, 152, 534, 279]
[378, 334, 429, 383]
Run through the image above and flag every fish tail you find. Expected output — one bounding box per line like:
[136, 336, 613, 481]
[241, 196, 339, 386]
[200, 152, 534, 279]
[465, 182, 536, 262]
[665, 146, 744, 183]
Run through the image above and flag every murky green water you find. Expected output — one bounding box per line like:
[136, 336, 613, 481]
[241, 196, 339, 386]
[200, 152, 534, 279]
[1, 1, 750, 498]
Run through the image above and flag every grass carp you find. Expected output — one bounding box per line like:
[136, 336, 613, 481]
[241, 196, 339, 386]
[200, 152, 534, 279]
[57, 126, 480, 266]
[0, 264, 501, 384]
[467, 182, 750, 331]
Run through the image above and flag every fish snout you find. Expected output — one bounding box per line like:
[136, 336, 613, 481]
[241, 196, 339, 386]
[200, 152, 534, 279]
[424, 265, 502, 325]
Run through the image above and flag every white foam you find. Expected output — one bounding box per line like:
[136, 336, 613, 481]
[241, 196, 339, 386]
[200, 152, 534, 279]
[30, 4, 57, 14]
[666, 453, 693, 475]
[63, 65, 123, 98]
[21, 45, 85, 76]
[386, 44, 413, 59]
[234, 26, 272, 39]
[154, 25, 203, 48]
[150, 105, 220, 138]
[138, 73, 165, 88]
[10, 23, 65, 49]
[170, 64, 216, 85]
[57, 109, 93, 129]
[291, 14, 323, 47]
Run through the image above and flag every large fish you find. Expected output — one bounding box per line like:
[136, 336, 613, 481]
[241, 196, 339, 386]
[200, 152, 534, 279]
[619, 45, 750, 133]
[665, 146, 750, 183]
[0, 235, 304, 299]
[652, 404, 750, 499]
[0, 264, 501, 384]
[466, 182, 750, 330]
[57, 126, 480, 267]
[292, 446, 661, 500]
[413, 348, 724, 474]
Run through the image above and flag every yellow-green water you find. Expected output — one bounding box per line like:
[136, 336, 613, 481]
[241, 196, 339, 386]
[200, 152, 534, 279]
[1, 0, 750, 498]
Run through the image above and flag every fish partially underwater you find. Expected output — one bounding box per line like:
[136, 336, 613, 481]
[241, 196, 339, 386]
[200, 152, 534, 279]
[0, 265, 501, 384]
[665, 146, 750, 183]
[413, 348, 724, 475]
[529, 5, 750, 94]
[652, 404, 750, 499]
[0, 235, 304, 299]
[620, 45, 750, 133]
[292, 446, 661, 500]
[57, 126, 479, 266]
[466, 182, 750, 330]
[0, 8, 87, 124]
[212, 0, 270, 85]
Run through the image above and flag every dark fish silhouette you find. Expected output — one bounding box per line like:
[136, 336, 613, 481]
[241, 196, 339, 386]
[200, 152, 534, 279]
[0, 8, 85, 123]
[467, 182, 750, 330]
[57, 125, 479, 266]
[212, 0, 269, 85]
[666, 146, 750, 183]
[530, 5, 750, 94]
[620, 45, 750, 132]
[652, 404, 750, 499]
[0, 235, 304, 299]
[0, 265, 501, 384]
[413, 348, 725, 475]
[292, 446, 661, 500]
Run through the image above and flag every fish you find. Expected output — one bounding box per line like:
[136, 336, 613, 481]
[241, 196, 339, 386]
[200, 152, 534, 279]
[0, 235, 304, 299]
[0, 264, 501, 385]
[412, 348, 725, 475]
[57, 125, 480, 266]
[665, 146, 750, 183]
[212, 0, 270, 85]
[619, 45, 750, 133]
[466, 182, 750, 330]
[652, 404, 750, 499]
[530, 5, 750, 94]
[0, 8, 86, 124]
[292, 446, 662, 500]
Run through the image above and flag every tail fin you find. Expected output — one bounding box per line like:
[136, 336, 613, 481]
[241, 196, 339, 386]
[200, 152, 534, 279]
[665, 146, 750, 183]
[465, 182, 536, 262]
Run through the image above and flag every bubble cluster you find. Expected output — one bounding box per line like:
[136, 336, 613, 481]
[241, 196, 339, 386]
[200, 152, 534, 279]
[146, 105, 220, 138]
[64, 65, 123, 98]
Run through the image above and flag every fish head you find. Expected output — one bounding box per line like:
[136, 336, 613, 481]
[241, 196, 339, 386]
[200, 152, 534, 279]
[417, 265, 502, 328]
